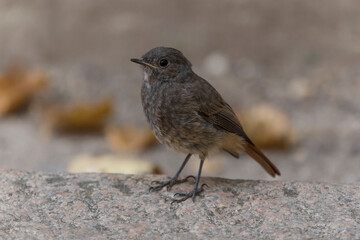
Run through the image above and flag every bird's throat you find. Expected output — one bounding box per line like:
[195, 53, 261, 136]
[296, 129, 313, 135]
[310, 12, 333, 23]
[143, 72, 151, 89]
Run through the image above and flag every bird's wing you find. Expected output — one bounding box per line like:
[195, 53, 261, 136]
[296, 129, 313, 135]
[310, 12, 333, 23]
[193, 77, 280, 177]
[193, 78, 249, 140]
[199, 101, 250, 139]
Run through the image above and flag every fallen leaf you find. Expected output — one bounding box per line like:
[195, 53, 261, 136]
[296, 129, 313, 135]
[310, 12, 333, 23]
[42, 99, 112, 134]
[0, 65, 48, 116]
[105, 125, 157, 152]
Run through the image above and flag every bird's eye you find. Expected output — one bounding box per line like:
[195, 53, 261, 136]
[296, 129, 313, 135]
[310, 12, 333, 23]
[159, 59, 168, 67]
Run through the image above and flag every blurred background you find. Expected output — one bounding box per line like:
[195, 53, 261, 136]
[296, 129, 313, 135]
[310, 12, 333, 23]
[0, 0, 359, 183]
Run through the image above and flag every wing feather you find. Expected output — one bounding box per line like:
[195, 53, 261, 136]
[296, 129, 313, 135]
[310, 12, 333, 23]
[192, 77, 280, 177]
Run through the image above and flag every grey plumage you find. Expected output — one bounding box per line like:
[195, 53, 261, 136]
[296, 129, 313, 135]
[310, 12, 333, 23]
[131, 47, 280, 203]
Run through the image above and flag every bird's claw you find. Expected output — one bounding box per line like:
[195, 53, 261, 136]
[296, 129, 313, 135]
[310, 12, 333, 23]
[171, 183, 208, 204]
[149, 175, 195, 192]
[184, 175, 196, 181]
[151, 180, 162, 185]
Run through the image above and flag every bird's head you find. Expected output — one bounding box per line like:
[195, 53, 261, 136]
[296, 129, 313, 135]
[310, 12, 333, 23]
[131, 47, 193, 83]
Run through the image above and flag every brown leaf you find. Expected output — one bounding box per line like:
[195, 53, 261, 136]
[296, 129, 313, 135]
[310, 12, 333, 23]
[42, 99, 112, 134]
[0, 65, 48, 116]
[105, 125, 157, 153]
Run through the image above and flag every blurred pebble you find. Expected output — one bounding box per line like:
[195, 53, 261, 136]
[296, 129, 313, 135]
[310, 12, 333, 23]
[190, 157, 223, 175]
[68, 154, 163, 174]
[203, 52, 230, 76]
[288, 77, 313, 100]
[239, 104, 296, 149]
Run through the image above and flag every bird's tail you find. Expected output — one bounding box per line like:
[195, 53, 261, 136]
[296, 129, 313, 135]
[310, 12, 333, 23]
[223, 134, 280, 177]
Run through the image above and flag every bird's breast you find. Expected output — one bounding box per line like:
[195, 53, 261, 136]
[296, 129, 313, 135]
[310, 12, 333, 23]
[141, 82, 224, 154]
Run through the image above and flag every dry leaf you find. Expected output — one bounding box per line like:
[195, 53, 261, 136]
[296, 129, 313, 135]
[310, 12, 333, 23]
[0, 65, 47, 116]
[105, 125, 157, 152]
[43, 99, 112, 133]
[238, 104, 296, 149]
[68, 154, 163, 174]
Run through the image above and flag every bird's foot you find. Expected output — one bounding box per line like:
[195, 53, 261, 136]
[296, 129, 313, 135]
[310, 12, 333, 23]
[171, 183, 208, 204]
[149, 175, 195, 192]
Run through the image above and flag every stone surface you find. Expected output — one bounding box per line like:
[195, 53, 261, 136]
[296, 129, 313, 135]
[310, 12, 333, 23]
[0, 0, 360, 185]
[0, 169, 358, 239]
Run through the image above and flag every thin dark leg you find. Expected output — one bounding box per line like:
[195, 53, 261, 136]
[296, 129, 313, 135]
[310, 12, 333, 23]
[172, 153, 192, 179]
[149, 154, 195, 192]
[172, 157, 208, 203]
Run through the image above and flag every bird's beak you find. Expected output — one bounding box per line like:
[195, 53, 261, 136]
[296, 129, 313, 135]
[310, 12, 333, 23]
[130, 58, 158, 69]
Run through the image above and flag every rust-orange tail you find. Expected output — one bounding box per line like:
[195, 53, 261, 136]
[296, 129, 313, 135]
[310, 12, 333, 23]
[243, 142, 280, 177]
[223, 134, 280, 177]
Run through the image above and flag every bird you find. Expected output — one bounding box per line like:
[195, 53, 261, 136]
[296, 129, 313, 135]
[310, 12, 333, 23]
[131, 47, 280, 203]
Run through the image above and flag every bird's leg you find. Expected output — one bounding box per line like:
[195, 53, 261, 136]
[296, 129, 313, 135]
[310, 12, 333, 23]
[172, 157, 207, 203]
[149, 153, 195, 192]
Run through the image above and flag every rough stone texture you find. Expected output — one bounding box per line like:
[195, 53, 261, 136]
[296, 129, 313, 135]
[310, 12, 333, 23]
[1, 0, 360, 184]
[0, 169, 359, 239]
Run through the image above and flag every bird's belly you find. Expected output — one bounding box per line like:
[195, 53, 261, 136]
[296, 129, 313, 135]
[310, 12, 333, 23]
[148, 111, 224, 154]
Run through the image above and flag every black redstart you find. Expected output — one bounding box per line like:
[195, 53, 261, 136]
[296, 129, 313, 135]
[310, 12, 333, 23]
[131, 47, 280, 203]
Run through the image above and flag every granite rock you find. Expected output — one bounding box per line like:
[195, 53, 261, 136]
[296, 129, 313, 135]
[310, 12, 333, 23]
[0, 169, 359, 239]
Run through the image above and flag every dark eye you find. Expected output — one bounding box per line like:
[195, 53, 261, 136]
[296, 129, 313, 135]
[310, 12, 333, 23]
[159, 59, 168, 67]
